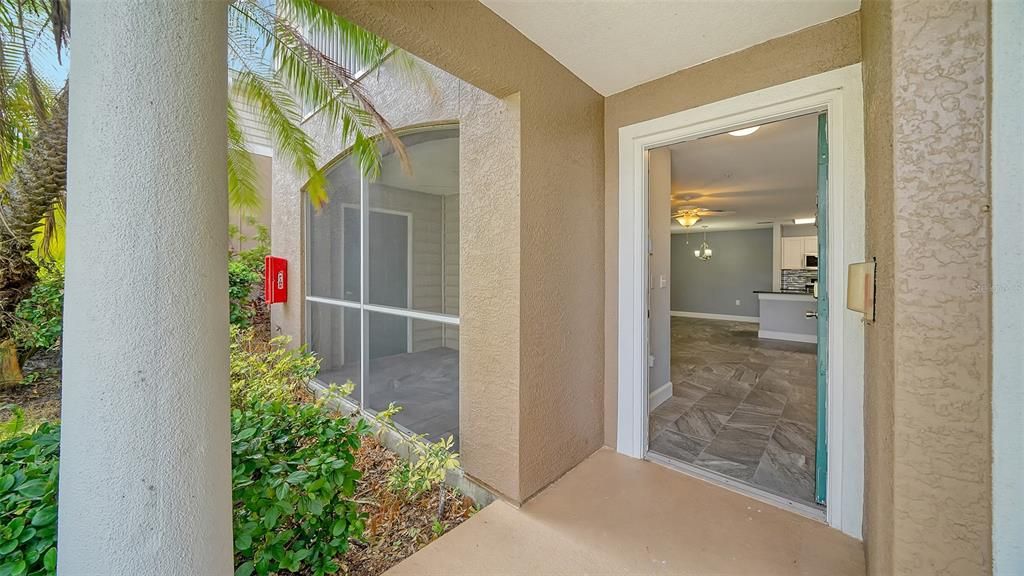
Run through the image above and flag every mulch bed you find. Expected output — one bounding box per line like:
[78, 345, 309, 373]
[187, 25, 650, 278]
[0, 348, 62, 422]
[341, 436, 475, 575]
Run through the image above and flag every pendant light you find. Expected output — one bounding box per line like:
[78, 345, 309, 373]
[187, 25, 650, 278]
[694, 226, 712, 261]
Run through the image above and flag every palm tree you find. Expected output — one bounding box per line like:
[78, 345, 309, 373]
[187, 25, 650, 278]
[0, 0, 413, 360]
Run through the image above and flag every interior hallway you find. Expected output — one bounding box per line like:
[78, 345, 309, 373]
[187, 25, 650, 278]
[385, 448, 863, 575]
[649, 317, 818, 506]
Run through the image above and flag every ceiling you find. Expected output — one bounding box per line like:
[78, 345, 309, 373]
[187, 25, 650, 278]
[479, 0, 859, 96]
[665, 113, 819, 232]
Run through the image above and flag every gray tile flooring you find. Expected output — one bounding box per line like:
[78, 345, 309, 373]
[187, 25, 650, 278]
[319, 346, 460, 449]
[649, 317, 820, 507]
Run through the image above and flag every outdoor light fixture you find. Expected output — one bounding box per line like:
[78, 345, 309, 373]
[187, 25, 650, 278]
[694, 226, 713, 261]
[728, 126, 760, 137]
[794, 217, 816, 225]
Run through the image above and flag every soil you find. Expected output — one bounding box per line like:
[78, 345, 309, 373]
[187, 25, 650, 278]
[341, 436, 475, 575]
[0, 348, 62, 422]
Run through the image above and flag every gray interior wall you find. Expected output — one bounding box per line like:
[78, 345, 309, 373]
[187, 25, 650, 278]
[648, 148, 671, 395]
[782, 223, 818, 237]
[671, 228, 772, 317]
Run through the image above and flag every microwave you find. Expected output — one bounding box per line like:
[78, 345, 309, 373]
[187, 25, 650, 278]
[803, 253, 819, 269]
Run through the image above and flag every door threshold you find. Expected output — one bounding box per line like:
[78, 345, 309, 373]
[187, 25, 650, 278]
[645, 451, 826, 523]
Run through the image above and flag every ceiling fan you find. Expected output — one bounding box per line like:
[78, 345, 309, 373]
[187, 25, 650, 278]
[672, 206, 734, 228]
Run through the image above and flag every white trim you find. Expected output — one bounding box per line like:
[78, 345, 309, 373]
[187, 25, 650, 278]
[757, 330, 817, 344]
[993, 1, 1024, 572]
[617, 64, 865, 539]
[647, 452, 825, 522]
[670, 310, 759, 323]
[245, 143, 274, 158]
[756, 292, 815, 302]
[648, 381, 673, 411]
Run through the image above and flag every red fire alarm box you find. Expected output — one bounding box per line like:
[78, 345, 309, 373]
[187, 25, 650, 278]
[265, 256, 288, 304]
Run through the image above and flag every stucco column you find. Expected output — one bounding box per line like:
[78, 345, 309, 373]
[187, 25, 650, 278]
[57, 1, 232, 574]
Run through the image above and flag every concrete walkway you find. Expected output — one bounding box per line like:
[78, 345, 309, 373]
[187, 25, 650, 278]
[386, 448, 864, 575]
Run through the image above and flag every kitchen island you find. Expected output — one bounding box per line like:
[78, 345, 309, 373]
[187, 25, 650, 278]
[754, 291, 817, 343]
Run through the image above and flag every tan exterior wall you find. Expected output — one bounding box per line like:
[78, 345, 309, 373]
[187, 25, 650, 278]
[861, 1, 993, 574]
[304, 0, 606, 503]
[860, 2, 895, 573]
[230, 152, 272, 253]
[603, 13, 862, 446]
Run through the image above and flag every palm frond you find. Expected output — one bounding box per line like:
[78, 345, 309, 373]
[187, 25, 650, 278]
[226, 99, 262, 212]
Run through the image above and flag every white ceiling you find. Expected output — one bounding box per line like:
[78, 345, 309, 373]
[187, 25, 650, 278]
[479, 0, 858, 96]
[666, 113, 819, 232]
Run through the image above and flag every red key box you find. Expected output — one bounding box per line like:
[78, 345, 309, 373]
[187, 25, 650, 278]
[264, 256, 288, 304]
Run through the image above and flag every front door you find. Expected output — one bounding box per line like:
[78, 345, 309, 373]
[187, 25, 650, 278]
[814, 112, 829, 506]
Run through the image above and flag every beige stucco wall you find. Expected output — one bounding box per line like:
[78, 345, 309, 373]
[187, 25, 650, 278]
[271, 57, 526, 499]
[859, 2, 895, 573]
[862, 1, 993, 574]
[602, 13, 862, 446]
[303, 0, 605, 503]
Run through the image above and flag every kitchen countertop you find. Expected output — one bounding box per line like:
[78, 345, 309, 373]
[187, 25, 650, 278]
[753, 290, 814, 296]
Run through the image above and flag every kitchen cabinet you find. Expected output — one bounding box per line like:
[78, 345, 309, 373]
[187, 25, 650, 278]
[782, 235, 817, 269]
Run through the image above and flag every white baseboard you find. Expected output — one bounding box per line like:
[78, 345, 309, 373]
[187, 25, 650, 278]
[757, 329, 817, 344]
[670, 310, 759, 323]
[649, 381, 673, 411]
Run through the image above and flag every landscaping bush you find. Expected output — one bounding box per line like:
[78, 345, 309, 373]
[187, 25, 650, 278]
[228, 224, 269, 329]
[0, 417, 59, 576]
[231, 400, 369, 576]
[230, 326, 320, 409]
[11, 268, 63, 354]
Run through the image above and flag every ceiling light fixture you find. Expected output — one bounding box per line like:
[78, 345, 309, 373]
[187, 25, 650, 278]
[794, 217, 816, 225]
[728, 126, 760, 137]
[675, 213, 702, 228]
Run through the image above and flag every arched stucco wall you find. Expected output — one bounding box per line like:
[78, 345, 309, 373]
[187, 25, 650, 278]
[272, 57, 525, 499]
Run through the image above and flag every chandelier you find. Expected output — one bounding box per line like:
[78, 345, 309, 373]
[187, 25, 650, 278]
[693, 227, 712, 261]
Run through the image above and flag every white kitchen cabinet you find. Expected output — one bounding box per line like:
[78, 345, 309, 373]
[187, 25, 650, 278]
[782, 235, 817, 269]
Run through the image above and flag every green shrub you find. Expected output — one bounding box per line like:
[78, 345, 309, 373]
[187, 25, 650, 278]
[0, 417, 59, 576]
[12, 268, 63, 353]
[231, 401, 369, 576]
[228, 223, 270, 329]
[386, 435, 459, 499]
[230, 326, 320, 409]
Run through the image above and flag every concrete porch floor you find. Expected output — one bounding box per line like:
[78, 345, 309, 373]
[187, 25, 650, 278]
[386, 448, 864, 575]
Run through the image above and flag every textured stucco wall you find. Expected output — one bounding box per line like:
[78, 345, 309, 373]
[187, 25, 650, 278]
[316, 0, 605, 502]
[603, 13, 862, 446]
[859, 2, 895, 573]
[60, 1, 233, 572]
[272, 57, 525, 498]
[862, 1, 993, 573]
[889, 1, 992, 573]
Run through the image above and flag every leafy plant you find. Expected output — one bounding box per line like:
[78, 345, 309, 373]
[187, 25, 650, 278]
[11, 266, 62, 353]
[231, 400, 369, 576]
[386, 434, 459, 499]
[0, 414, 59, 576]
[230, 326, 320, 409]
[228, 224, 270, 328]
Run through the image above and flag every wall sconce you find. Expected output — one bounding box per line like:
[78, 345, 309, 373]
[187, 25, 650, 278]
[847, 258, 876, 322]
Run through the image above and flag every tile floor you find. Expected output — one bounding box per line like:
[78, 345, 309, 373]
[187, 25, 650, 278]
[319, 346, 460, 449]
[649, 317, 820, 507]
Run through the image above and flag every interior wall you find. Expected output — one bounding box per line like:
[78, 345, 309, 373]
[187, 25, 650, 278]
[604, 13, 862, 446]
[648, 148, 671, 396]
[311, 0, 605, 503]
[670, 229, 772, 318]
[862, 1, 993, 574]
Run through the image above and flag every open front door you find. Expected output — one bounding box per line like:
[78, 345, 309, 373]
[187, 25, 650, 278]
[814, 113, 829, 506]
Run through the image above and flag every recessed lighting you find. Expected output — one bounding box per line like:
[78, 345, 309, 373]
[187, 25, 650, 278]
[728, 126, 760, 137]
[794, 217, 816, 225]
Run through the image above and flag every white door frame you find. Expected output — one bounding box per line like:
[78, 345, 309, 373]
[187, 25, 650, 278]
[616, 64, 865, 539]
